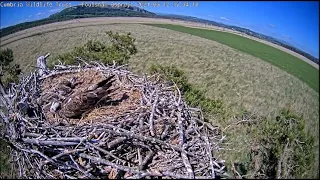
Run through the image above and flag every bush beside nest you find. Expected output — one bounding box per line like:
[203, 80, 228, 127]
[47, 31, 137, 68]
[0, 48, 22, 88]
[149, 64, 226, 118]
[252, 109, 315, 179]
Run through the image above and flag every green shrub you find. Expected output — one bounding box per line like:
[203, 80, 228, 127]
[0, 138, 14, 178]
[48, 31, 137, 68]
[149, 64, 225, 116]
[248, 108, 315, 178]
[0, 48, 21, 87]
[0, 48, 14, 67]
[106, 31, 137, 55]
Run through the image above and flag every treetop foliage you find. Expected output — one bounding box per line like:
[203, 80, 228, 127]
[0, 48, 21, 87]
[48, 31, 137, 68]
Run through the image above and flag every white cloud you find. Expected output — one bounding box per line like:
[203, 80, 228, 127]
[268, 24, 276, 28]
[282, 35, 290, 39]
[28, 15, 32, 18]
[49, 8, 61, 13]
[220, 17, 229, 21]
[36, 12, 45, 16]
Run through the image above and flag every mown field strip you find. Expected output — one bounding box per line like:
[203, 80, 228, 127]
[146, 24, 319, 92]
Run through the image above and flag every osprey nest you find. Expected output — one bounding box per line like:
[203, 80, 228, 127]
[0, 54, 227, 179]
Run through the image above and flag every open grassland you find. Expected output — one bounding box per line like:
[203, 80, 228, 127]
[1, 23, 318, 135]
[1, 17, 318, 69]
[148, 24, 319, 93]
[1, 22, 318, 177]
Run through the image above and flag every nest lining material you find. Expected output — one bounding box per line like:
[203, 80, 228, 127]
[0, 61, 227, 179]
[39, 69, 142, 124]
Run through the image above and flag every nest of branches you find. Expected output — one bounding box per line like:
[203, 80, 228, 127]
[0, 57, 227, 179]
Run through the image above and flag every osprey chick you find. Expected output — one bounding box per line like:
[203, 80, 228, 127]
[59, 75, 117, 118]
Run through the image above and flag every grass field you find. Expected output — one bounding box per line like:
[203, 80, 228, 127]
[1, 22, 318, 128]
[147, 24, 319, 92]
[0, 22, 318, 177]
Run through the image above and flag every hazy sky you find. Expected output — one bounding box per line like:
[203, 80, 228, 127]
[0, 1, 319, 58]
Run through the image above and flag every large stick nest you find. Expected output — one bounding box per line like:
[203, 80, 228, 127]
[0, 60, 227, 179]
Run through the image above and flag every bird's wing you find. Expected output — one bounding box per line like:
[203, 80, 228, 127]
[60, 75, 117, 118]
[96, 74, 115, 88]
[87, 75, 116, 91]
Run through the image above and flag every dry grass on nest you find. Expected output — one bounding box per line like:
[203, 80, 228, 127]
[83, 88, 142, 123]
[41, 69, 104, 93]
[40, 69, 143, 125]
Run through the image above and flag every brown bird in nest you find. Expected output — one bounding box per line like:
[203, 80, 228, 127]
[37, 77, 81, 106]
[59, 75, 119, 119]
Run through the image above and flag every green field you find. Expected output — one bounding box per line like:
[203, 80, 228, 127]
[147, 24, 319, 92]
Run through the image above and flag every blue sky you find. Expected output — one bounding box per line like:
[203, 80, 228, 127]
[0, 1, 319, 58]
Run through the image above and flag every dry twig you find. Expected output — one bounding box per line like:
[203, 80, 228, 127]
[0, 57, 226, 179]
